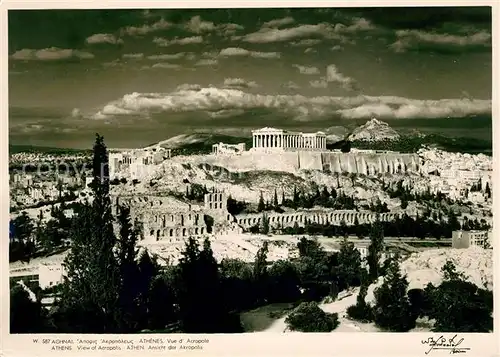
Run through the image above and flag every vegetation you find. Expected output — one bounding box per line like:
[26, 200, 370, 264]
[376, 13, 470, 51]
[285, 302, 339, 332]
[9, 134, 492, 334]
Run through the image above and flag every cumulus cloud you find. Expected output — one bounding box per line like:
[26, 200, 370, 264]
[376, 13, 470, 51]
[293, 64, 320, 75]
[10, 47, 94, 61]
[261, 17, 295, 28]
[195, 58, 218, 66]
[122, 53, 144, 59]
[331, 45, 343, 51]
[390, 29, 492, 52]
[326, 64, 357, 90]
[90, 87, 491, 122]
[184, 15, 243, 37]
[147, 53, 186, 60]
[282, 81, 300, 90]
[153, 36, 203, 46]
[120, 18, 172, 36]
[150, 63, 183, 69]
[240, 18, 376, 43]
[219, 47, 281, 59]
[291, 38, 322, 46]
[176, 83, 203, 91]
[310, 78, 328, 88]
[85, 33, 123, 45]
[223, 78, 259, 89]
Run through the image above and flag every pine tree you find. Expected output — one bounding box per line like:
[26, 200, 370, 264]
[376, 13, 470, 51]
[273, 189, 278, 207]
[281, 190, 286, 205]
[367, 218, 384, 282]
[253, 241, 269, 304]
[257, 191, 265, 212]
[372, 258, 416, 331]
[261, 213, 270, 235]
[59, 134, 121, 333]
[337, 237, 362, 288]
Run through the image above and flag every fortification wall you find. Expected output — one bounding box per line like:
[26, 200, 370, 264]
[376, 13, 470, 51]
[321, 152, 419, 174]
[206, 151, 299, 172]
[298, 151, 323, 170]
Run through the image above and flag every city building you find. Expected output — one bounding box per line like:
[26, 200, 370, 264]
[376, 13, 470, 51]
[251, 127, 327, 151]
[452, 230, 491, 249]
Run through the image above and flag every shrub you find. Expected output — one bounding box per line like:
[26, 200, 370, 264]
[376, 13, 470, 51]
[285, 302, 339, 332]
[346, 283, 373, 323]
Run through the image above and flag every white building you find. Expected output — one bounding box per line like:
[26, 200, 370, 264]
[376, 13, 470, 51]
[38, 263, 65, 289]
[440, 169, 482, 181]
[212, 142, 246, 155]
[452, 230, 491, 249]
[109, 145, 171, 179]
[251, 127, 327, 151]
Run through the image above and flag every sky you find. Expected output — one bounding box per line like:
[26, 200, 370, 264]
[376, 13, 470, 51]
[8, 7, 493, 149]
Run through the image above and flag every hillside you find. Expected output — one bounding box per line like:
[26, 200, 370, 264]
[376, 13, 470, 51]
[255, 247, 492, 333]
[347, 118, 401, 142]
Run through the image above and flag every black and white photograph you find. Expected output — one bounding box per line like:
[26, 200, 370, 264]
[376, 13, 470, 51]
[6, 5, 494, 340]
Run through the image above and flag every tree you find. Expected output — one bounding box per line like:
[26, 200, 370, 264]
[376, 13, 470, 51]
[268, 260, 301, 303]
[336, 237, 363, 289]
[257, 191, 265, 212]
[253, 241, 269, 304]
[285, 302, 339, 332]
[367, 219, 384, 281]
[346, 277, 373, 323]
[372, 258, 416, 332]
[273, 189, 279, 207]
[260, 213, 270, 235]
[10, 285, 46, 333]
[59, 134, 122, 333]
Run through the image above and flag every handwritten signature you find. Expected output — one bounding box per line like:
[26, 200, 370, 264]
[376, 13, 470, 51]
[421, 334, 470, 355]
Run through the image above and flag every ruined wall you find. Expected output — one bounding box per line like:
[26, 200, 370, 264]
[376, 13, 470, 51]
[298, 151, 323, 170]
[203, 150, 419, 175]
[321, 152, 419, 175]
[236, 209, 400, 229]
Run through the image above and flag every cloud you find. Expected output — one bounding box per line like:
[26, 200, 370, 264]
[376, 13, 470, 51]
[184, 15, 216, 33]
[291, 39, 322, 46]
[150, 63, 183, 69]
[326, 64, 357, 90]
[147, 53, 186, 60]
[292, 64, 320, 75]
[195, 58, 218, 66]
[120, 18, 172, 36]
[184, 15, 244, 37]
[240, 18, 376, 43]
[91, 87, 491, 122]
[176, 84, 202, 91]
[304, 48, 317, 54]
[262, 17, 295, 28]
[219, 47, 281, 59]
[153, 36, 204, 46]
[10, 47, 94, 61]
[122, 53, 144, 59]
[71, 108, 82, 118]
[282, 81, 300, 90]
[223, 78, 259, 89]
[331, 45, 343, 51]
[390, 29, 492, 52]
[85, 33, 123, 45]
[310, 78, 328, 88]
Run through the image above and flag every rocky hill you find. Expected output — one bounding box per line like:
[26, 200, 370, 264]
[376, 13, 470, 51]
[347, 118, 401, 142]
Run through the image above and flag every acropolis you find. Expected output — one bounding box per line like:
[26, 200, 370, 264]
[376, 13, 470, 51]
[251, 127, 327, 151]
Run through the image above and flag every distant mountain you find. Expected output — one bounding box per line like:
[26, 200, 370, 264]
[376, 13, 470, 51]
[347, 118, 401, 142]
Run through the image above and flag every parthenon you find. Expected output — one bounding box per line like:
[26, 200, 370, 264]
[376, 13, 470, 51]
[251, 127, 327, 151]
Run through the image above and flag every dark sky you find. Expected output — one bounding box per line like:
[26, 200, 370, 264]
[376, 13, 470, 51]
[8, 7, 492, 148]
